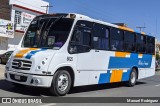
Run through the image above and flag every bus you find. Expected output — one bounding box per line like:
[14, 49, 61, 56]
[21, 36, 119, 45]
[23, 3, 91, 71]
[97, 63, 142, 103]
[5, 13, 155, 96]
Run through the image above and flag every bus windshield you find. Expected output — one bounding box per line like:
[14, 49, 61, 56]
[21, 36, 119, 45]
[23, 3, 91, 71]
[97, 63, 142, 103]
[22, 18, 74, 49]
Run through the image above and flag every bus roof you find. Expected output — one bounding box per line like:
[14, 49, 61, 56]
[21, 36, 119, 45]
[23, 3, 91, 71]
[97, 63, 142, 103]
[37, 13, 152, 36]
[71, 13, 148, 36]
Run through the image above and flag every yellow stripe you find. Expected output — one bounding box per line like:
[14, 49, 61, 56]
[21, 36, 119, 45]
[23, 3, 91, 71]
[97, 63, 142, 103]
[118, 26, 134, 32]
[110, 70, 123, 83]
[138, 54, 143, 57]
[115, 52, 130, 58]
[141, 32, 145, 35]
[15, 48, 38, 58]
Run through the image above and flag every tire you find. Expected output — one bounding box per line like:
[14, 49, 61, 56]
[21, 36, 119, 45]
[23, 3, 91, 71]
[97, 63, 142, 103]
[12, 82, 26, 88]
[127, 68, 137, 87]
[50, 70, 72, 96]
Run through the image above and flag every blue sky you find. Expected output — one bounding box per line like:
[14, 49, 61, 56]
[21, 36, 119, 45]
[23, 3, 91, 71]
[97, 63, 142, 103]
[44, 0, 160, 40]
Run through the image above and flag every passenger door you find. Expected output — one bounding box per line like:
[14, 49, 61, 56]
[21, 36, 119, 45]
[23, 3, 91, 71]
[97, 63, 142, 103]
[68, 21, 93, 70]
[69, 23, 111, 71]
[68, 21, 110, 85]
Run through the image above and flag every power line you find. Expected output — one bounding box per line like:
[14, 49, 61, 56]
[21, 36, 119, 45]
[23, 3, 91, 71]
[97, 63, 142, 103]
[75, 0, 155, 35]
[77, 1, 136, 26]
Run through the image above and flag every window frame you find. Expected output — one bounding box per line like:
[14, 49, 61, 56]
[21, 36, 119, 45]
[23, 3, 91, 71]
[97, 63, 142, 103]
[14, 11, 22, 25]
[92, 23, 110, 51]
[68, 20, 155, 55]
[110, 27, 124, 52]
[68, 20, 93, 54]
[123, 31, 136, 52]
[146, 36, 155, 55]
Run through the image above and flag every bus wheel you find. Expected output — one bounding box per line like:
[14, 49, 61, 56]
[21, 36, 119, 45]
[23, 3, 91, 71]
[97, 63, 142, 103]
[127, 68, 137, 87]
[50, 70, 71, 96]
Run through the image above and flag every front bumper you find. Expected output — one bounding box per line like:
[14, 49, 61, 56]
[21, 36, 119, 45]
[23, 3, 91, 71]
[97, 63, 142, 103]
[5, 71, 53, 88]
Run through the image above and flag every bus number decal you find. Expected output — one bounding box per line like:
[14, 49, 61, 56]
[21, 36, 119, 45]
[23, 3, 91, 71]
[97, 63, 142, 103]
[67, 57, 73, 61]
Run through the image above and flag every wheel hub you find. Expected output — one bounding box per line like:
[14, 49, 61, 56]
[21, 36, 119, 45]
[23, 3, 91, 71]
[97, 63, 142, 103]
[131, 72, 136, 84]
[58, 74, 69, 92]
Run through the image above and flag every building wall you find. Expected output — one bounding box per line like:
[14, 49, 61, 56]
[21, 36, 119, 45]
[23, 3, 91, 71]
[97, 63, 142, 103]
[9, 32, 23, 45]
[0, 0, 13, 54]
[0, 0, 49, 53]
[8, 0, 49, 50]
[0, 0, 11, 20]
[9, 0, 48, 14]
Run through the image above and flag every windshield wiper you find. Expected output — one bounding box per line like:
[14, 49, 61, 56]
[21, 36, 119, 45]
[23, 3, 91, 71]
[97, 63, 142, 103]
[41, 16, 64, 48]
[45, 16, 64, 34]
[38, 16, 64, 48]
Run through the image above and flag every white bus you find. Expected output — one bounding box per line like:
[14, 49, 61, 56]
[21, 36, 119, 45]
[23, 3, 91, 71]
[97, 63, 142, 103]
[5, 13, 155, 96]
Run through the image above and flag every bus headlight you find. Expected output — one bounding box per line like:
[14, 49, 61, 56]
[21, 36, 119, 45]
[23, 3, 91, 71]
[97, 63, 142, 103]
[36, 57, 50, 71]
[37, 66, 41, 70]
[42, 61, 45, 65]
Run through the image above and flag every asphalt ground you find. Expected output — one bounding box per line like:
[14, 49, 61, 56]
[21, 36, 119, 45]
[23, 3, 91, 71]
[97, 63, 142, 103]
[0, 64, 160, 106]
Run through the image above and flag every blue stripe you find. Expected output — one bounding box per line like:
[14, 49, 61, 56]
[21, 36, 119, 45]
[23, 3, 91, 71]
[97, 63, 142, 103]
[98, 70, 111, 84]
[108, 53, 152, 69]
[25, 49, 47, 59]
[122, 70, 131, 81]
[98, 53, 153, 84]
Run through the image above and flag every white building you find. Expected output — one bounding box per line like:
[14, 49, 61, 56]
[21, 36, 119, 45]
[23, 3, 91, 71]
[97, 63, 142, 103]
[0, 19, 14, 53]
[0, 0, 49, 54]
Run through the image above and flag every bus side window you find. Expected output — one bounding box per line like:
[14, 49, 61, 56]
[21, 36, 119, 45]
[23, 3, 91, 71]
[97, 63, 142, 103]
[146, 36, 155, 54]
[93, 23, 109, 50]
[69, 27, 91, 54]
[124, 31, 136, 52]
[136, 34, 146, 53]
[110, 28, 123, 51]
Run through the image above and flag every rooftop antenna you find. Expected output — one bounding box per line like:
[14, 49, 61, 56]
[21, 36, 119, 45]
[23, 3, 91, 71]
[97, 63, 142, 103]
[41, 5, 53, 14]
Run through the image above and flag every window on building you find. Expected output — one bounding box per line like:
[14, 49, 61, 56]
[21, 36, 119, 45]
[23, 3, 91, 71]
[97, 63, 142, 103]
[93, 23, 109, 50]
[110, 27, 123, 51]
[124, 31, 136, 52]
[14, 11, 22, 24]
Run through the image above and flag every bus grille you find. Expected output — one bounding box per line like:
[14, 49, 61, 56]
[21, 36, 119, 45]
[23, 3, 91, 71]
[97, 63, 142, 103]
[12, 59, 32, 70]
[10, 74, 27, 82]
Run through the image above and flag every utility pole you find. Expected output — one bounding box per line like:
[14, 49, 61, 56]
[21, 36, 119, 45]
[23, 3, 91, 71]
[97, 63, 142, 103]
[41, 5, 53, 14]
[156, 17, 158, 36]
[136, 26, 146, 32]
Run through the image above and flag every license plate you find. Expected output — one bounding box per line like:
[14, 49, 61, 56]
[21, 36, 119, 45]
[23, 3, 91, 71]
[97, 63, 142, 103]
[14, 75, 21, 80]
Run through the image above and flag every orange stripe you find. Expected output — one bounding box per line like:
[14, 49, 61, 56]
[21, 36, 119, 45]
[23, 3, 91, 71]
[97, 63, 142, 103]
[118, 26, 134, 32]
[110, 70, 123, 83]
[138, 54, 143, 57]
[115, 52, 130, 58]
[141, 32, 145, 35]
[15, 48, 38, 58]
